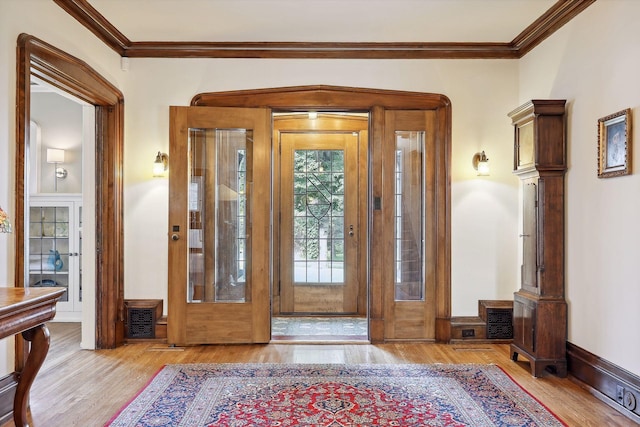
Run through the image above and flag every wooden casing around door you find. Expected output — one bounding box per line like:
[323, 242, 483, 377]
[189, 86, 452, 343]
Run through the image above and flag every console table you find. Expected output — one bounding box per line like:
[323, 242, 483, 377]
[0, 287, 65, 427]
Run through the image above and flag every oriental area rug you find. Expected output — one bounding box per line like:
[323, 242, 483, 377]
[106, 363, 567, 427]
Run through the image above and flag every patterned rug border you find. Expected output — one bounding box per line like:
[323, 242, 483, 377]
[105, 365, 167, 426]
[106, 363, 568, 427]
[492, 364, 569, 427]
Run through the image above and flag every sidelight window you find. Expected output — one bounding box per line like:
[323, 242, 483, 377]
[394, 131, 426, 301]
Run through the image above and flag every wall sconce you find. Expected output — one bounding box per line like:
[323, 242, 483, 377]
[0, 206, 12, 233]
[472, 151, 490, 176]
[153, 151, 169, 177]
[47, 148, 67, 191]
[308, 112, 318, 120]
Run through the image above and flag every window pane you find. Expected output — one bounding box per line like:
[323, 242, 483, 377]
[292, 149, 345, 285]
[394, 131, 426, 301]
[187, 128, 251, 303]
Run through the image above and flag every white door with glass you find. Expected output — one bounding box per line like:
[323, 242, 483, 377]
[27, 196, 83, 319]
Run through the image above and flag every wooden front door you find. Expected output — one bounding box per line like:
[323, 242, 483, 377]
[279, 132, 359, 314]
[168, 106, 271, 345]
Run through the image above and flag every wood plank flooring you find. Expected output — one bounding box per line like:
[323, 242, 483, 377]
[3, 322, 637, 427]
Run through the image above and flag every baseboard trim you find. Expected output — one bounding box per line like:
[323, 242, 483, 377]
[450, 316, 486, 341]
[0, 373, 18, 424]
[567, 341, 640, 423]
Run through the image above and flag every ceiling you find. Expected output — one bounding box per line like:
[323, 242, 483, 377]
[55, 0, 595, 59]
[86, 0, 555, 43]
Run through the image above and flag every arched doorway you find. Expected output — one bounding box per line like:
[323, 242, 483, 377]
[15, 34, 124, 353]
[167, 86, 452, 344]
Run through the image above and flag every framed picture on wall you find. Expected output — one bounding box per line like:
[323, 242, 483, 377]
[598, 108, 631, 178]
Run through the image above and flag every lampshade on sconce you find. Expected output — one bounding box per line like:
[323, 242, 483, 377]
[0, 206, 12, 233]
[46, 148, 67, 191]
[472, 151, 490, 176]
[153, 151, 169, 177]
[46, 148, 64, 163]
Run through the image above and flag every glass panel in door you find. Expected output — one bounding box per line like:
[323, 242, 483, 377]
[293, 149, 345, 285]
[188, 129, 250, 304]
[394, 131, 426, 301]
[28, 205, 71, 302]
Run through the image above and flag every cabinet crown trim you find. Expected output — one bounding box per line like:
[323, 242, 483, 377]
[508, 99, 566, 123]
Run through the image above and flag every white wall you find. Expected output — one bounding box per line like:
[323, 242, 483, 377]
[30, 92, 83, 194]
[520, 0, 640, 374]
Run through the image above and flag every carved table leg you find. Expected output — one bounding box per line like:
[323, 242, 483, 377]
[14, 324, 50, 427]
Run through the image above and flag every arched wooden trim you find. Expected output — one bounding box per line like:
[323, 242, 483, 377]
[15, 34, 125, 350]
[191, 85, 452, 342]
[192, 85, 450, 110]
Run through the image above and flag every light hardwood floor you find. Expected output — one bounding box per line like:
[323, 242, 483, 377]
[3, 322, 637, 427]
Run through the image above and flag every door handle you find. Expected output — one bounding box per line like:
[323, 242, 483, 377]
[171, 233, 180, 241]
[348, 225, 354, 237]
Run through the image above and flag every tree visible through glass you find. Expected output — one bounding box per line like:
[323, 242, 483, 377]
[293, 149, 345, 284]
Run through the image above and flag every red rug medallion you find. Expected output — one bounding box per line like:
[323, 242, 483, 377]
[214, 380, 456, 426]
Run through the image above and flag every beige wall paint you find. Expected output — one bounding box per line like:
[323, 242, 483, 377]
[30, 92, 84, 194]
[520, 0, 640, 374]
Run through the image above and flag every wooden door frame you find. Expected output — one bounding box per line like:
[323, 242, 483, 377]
[273, 113, 369, 317]
[15, 34, 125, 352]
[192, 86, 452, 342]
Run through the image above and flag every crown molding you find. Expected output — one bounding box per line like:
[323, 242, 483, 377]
[53, 0, 595, 59]
[125, 41, 518, 59]
[53, 0, 130, 56]
[512, 0, 596, 56]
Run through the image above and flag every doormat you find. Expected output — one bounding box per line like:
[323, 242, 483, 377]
[106, 363, 566, 426]
[271, 316, 368, 341]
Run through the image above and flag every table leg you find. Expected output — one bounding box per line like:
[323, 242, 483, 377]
[13, 324, 50, 427]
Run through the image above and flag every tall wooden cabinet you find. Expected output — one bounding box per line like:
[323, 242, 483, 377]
[508, 100, 567, 377]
